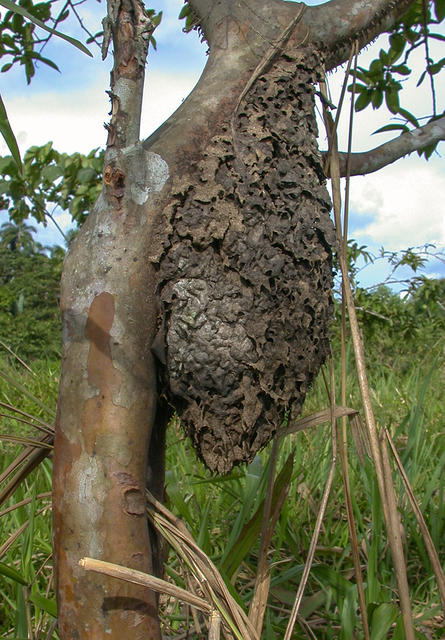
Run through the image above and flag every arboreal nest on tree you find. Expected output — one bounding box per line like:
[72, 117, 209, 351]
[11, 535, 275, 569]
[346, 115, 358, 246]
[158, 49, 335, 474]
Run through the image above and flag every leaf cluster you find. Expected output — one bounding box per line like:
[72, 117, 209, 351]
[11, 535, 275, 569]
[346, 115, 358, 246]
[351, 0, 445, 159]
[0, 142, 103, 226]
[0, 0, 66, 83]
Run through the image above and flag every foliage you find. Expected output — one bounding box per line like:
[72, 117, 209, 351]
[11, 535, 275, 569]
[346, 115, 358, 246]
[0, 306, 443, 637]
[351, 0, 444, 158]
[0, 0, 92, 169]
[0, 142, 103, 227]
[0, 222, 63, 360]
[0, 233, 443, 636]
[0, 0, 91, 82]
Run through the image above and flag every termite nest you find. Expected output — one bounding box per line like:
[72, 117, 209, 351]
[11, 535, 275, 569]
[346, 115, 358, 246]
[158, 49, 335, 474]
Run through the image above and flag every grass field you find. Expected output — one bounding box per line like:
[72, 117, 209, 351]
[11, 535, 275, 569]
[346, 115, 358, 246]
[0, 301, 444, 639]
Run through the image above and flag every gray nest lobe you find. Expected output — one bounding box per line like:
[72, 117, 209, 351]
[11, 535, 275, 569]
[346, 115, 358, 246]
[158, 50, 335, 474]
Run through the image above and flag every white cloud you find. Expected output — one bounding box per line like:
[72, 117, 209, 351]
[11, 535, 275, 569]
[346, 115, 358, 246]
[141, 69, 201, 139]
[1, 74, 110, 155]
[1, 69, 200, 156]
[349, 159, 445, 249]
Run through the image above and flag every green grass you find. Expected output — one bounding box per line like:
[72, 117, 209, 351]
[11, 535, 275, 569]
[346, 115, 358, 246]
[0, 332, 443, 639]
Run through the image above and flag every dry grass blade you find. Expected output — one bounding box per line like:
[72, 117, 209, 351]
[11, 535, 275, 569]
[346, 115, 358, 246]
[0, 492, 51, 518]
[0, 434, 53, 448]
[0, 433, 53, 507]
[248, 435, 281, 635]
[79, 557, 212, 613]
[0, 340, 36, 376]
[0, 367, 56, 418]
[284, 361, 338, 640]
[321, 70, 416, 640]
[209, 610, 221, 640]
[384, 427, 445, 610]
[348, 412, 370, 463]
[337, 40, 370, 640]
[0, 401, 53, 430]
[0, 507, 50, 558]
[146, 491, 260, 640]
[0, 519, 30, 558]
[0, 411, 53, 436]
[0, 431, 53, 484]
[380, 433, 414, 635]
[337, 422, 370, 639]
[284, 406, 358, 436]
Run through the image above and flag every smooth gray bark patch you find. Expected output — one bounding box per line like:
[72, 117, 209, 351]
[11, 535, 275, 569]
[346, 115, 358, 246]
[158, 49, 335, 474]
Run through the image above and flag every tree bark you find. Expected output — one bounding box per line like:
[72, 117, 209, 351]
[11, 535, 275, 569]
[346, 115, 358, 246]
[52, 1, 417, 637]
[329, 114, 445, 176]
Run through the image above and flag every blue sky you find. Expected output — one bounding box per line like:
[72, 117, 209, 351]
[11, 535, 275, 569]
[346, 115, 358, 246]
[1, 0, 444, 289]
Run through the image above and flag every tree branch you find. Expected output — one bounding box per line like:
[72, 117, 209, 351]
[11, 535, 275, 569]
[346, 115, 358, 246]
[305, 0, 415, 70]
[324, 114, 445, 177]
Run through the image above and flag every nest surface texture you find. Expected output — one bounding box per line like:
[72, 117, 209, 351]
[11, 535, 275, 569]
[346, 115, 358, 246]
[158, 49, 335, 474]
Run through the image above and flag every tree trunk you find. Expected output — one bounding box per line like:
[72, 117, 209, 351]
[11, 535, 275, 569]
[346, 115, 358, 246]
[52, 1, 415, 637]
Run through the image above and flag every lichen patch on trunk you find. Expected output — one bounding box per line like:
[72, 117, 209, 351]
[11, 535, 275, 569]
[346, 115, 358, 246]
[158, 49, 335, 474]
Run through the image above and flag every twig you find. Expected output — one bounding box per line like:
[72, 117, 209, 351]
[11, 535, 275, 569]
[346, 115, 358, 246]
[79, 557, 212, 614]
[321, 73, 416, 640]
[384, 427, 445, 610]
[248, 434, 281, 635]
[284, 360, 338, 640]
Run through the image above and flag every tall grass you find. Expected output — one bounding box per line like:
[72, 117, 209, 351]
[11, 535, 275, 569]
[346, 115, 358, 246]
[0, 331, 443, 638]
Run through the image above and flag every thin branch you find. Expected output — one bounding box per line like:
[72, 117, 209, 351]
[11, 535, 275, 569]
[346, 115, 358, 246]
[46, 207, 69, 243]
[325, 114, 445, 177]
[422, 0, 437, 117]
[323, 80, 416, 639]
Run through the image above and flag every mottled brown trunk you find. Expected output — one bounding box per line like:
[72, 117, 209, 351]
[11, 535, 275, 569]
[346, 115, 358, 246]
[52, 0, 414, 637]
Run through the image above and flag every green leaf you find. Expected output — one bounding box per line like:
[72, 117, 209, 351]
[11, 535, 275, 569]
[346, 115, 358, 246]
[369, 59, 383, 76]
[385, 87, 400, 114]
[371, 89, 383, 109]
[33, 55, 60, 72]
[391, 64, 410, 75]
[179, 4, 190, 19]
[373, 123, 409, 134]
[0, 562, 27, 585]
[28, 591, 57, 618]
[0, 0, 92, 57]
[15, 586, 27, 639]
[340, 583, 358, 640]
[369, 602, 399, 640]
[434, 0, 445, 21]
[220, 453, 294, 579]
[0, 93, 22, 173]
[77, 167, 97, 184]
[42, 165, 63, 181]
[355, 90, 372, 111]
[389, 33, 406, 57]
[152, 10, 162, 27]
[398, 108, 419, 128]
[311, 565, 353, 601]
[428, 57, 445, 75]
[416, 69, 427, 87]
